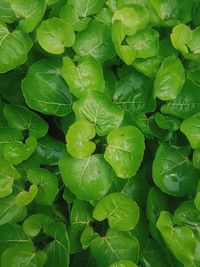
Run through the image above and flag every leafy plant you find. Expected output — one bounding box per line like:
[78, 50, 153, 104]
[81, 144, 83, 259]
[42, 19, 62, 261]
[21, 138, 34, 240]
[0, 0, 200, 266]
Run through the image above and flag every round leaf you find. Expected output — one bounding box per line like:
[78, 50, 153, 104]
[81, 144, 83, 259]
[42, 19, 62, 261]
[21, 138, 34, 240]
[16, 185, 38, 207]
[73, 90, 124, 136]
[104, 126, 145, 178]
[62, 55, 105, 98]
[66, 120, 96, 159]
[93, 192, 140, 231]
[37, 18, 75, 54]
[59, 154, 112, 200]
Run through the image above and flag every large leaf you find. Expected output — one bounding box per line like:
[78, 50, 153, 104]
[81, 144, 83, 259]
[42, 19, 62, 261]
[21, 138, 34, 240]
[161, 79, 200, 119]
[180, 112, 200, 149]
[59, 154, 112, 200]
[28, 168, 59, 205]
[0, 1, 16, 23]
[93, 192, 140, 231]
[0, 22, 32, 73]
[90, 229, 140, 267]
[68, 0, 105, 17]
[73, 21, 115, 63]
[22, 58, 73, 116]
[69, 199, 93, 253]
[73, 90, 124, 136]
[104, 126, 145, 178]
[37, 18, 75, 54]
[113, 73, 156, 114]
[10, 0, 46, 33]
[44, 223, 70, 267]
[153, 144, 199, 196]
[66, 120, 96, 159]
[0, 157, 20, 198]
[153, 56, 185, 101]
[62, 56, 105, 98]
[1, 242, 47, 267]
[3, 104, 48, 139]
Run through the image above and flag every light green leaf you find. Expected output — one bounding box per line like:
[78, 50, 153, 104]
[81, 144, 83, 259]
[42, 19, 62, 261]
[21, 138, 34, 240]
[153, 56, 185, 101]
[153, 144, 199, 196]
[23, 213, 53, 237]
[37, 18, 75, 54]
[109, 260, 138, 267]
[44, 222, 70, 267]
[10, 0, 46, 33]
[68, 0, 105, 17]
[66, 120, 96, 159]
[59, 154, 112, 200]
[80, 225, 98, 250]
[28, 168, 59, 205]
[16, 185, 38, 206]
[1, 242, 47, 267]
[62, 56, 105, 98]
[193, 149, 200, 169]
[180, 112, 200, 149]
[127, 27, 159, 59]
[73, 21, 115, 63]
[69, 199, 93, 253]
[73, 90, 124, 136]
[3, 136, 37, 165]
[3, 104, 48, 138]
[93, 192, 140, 231]
[0, 22, 32, 73]
[90, 229, 140, 267]
[22, 58, 73, 116]
[0, 128, 22, 156]
[0, 157, 20, 198]
[0, 1, 16, 23]
[132, 56, 161, 78]
[104, 126, 145, 178]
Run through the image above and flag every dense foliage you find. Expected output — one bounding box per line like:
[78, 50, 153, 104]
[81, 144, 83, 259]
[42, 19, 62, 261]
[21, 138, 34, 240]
[0, 0, 200, 266]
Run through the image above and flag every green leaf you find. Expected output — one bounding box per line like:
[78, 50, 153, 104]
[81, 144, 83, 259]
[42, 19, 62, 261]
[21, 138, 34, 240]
[10, 0, 46, 33]
[113, 73, 156, 114]
[80, 226, 98, 250]
[3, 136, 37, 165]
[109, 260, 138, 267]
[180, 112, 200, 149]
[153, 144, 199, 196]
[68, 0, 105, 17]
[66, 120, 96, 159]
[132, 56, 161, 78]
[154, 56, 185, 101]
[157, 211, 198, 266]
[127, 27, 159, 59]
[193, 149, 200, 169]
[23, 213, 53, 237]
[104, 126, 145, 178]
[93, 192, 140, 231]
[0, 224, 31, 257]
[73, 90, 124, 136]
[22, 58, 73, 116]
[73, 21, 115, 63]
[0, 188, 27, 225]
[0, 22, 32, 73]
[37, 18, 75, 54]
[155, 112, 180, 131]
[44, 222, 70, 267]
[16, 185, 38, 206]
[161, 79, 200, 119]
[62, 56, 105, 98]
[90, 229, 140, 267]
[1, 242, 47, 267]
[0, 128, 22, 156]
[3, 104, 48, 138]
[112, 20, 135, 65]
[0, 157, 20, 198]
[69, 199, 93, 253]
[0, 1, 16, 23]
[35, 135, 66, 166]
[28, 168, 58, 205]
[59, 154, 112, 200]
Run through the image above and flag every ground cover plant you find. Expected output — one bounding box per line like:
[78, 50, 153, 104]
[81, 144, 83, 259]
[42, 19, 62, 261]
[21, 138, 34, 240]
[0, 0, 200, 266]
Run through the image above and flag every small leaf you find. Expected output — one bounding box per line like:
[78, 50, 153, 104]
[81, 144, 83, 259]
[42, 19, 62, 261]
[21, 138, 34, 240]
[66, 120, 96, 159]
[16, 185, 38, 206]
[93, 192, 140, 231]
[37, 18, 75, 54]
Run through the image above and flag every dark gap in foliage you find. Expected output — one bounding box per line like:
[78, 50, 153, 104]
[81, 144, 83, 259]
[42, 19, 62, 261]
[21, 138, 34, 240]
[91, 219, 109, 237]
